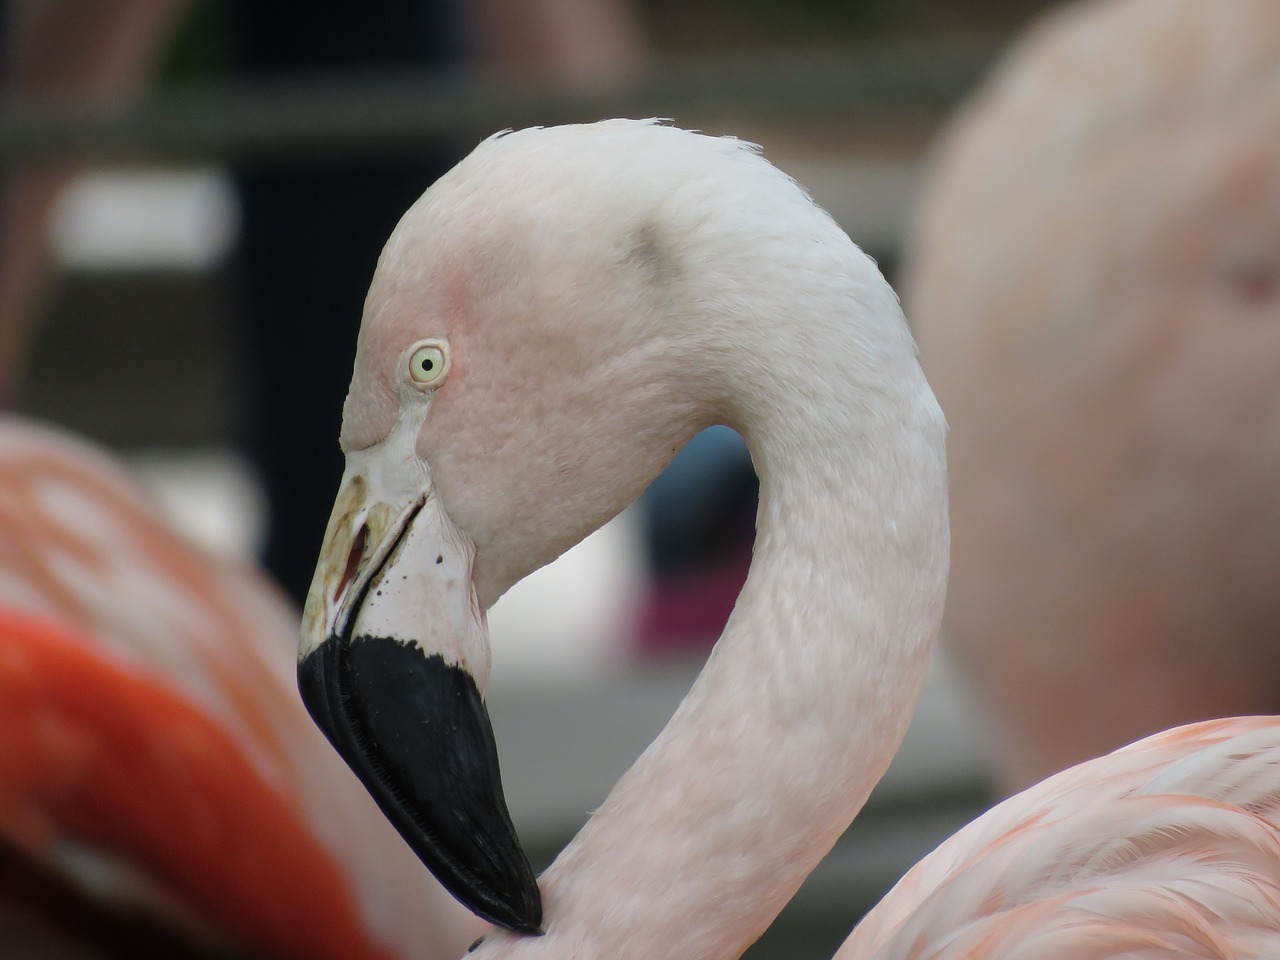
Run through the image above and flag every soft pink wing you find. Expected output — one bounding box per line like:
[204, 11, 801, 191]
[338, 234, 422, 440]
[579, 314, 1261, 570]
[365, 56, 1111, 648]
[843, 717, 1280, 959]
[0, 417, 481, 958]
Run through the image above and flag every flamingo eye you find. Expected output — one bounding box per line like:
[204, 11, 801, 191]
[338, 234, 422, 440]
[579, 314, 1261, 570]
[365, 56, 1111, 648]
[407, 341, 449, 388]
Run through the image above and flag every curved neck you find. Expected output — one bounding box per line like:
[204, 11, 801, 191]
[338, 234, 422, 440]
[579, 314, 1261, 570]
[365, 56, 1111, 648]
[480, 308, 949, 959]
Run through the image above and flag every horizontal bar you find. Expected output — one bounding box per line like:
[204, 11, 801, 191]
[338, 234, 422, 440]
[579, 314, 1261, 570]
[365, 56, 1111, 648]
[0, 38, 995, 164]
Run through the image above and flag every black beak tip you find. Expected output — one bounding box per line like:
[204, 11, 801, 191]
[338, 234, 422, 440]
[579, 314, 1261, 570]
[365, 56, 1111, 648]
[493, 898, 544, 937]
[298, 641, 339, 747]
[297, 636, 544, 935]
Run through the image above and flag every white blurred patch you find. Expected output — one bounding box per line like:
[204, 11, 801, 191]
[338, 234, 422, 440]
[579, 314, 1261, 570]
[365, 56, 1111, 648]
[127, 448, 266, 561]
[51, 169, 240, 271]
[487, 507, 644, 688]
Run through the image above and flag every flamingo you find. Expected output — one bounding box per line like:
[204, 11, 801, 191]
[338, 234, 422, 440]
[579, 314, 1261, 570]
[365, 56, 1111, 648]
[0, 417, 482, 957]
[297, 120, 1280, 958]
[905, 0, 1280, 793]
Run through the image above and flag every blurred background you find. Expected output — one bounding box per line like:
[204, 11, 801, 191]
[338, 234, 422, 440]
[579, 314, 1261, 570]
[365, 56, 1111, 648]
[3, 0, 1277, 957]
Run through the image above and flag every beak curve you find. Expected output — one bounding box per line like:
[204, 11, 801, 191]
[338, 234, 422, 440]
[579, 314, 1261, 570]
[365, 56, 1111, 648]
[298, 453, 542, 934]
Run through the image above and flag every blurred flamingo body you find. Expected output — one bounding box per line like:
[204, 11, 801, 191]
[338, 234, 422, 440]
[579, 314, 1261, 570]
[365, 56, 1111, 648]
[846, 716, 1280, 959]
[0, 418, 481, 957]
[0, 610, 383, 958]
[907, 0, 1280, 792]
[295, 120, 1280, 959]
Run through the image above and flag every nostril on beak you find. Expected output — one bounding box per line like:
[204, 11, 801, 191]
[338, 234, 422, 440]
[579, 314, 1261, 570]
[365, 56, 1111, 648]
[335, 524, 369, 604]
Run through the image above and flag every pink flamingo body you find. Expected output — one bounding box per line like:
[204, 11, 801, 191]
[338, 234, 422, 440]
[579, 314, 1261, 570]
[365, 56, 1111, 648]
[906, 0, 1280, 792]
[847, 716, 1280, 959]
[292, 120, 1280, 958]
[0, 418, 481, 957]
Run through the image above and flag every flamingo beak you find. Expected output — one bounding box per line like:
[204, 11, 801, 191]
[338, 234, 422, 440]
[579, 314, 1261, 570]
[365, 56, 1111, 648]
[298, 447, 542, 935]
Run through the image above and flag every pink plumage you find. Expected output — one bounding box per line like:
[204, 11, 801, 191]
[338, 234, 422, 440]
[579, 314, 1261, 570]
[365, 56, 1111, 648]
[848, 717, 1280, 958]
[286, 110, 1279, 956]
[0, 417, 481, 958]
[907, 0, 1280, 792]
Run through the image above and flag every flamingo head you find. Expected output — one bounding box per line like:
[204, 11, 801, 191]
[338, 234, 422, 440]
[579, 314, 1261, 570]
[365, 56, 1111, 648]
[297, 121, 802, 933]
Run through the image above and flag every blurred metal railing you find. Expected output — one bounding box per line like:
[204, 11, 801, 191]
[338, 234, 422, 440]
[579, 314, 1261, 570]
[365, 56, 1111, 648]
[0, 38, 996, 164]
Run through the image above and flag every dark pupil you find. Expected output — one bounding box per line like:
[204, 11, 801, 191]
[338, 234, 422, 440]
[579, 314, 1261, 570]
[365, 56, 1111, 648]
[420, 358, 434, 372]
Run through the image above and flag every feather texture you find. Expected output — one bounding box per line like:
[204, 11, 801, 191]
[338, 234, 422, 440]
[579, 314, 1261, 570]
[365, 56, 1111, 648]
[0, 417, 481, 957]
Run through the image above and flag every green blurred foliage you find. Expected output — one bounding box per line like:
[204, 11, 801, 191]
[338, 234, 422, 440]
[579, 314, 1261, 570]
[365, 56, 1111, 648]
[155, 1, 228, 85]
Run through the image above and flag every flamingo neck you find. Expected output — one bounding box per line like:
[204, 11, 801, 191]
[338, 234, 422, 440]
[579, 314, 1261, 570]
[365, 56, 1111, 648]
[481, 313, 949, 959]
